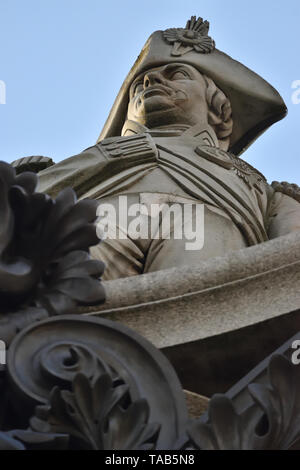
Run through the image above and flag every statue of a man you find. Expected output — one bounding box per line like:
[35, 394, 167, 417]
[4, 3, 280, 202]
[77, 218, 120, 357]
[37, 16, 300, 280]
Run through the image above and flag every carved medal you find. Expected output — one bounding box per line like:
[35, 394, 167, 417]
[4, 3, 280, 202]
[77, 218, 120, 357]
[196, 145, 266, 193]
[163, 16, 215, 57]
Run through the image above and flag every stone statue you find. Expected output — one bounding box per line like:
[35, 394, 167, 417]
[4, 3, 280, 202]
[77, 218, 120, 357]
[3, 17, 300, 451]
[35, 16, 300, 281]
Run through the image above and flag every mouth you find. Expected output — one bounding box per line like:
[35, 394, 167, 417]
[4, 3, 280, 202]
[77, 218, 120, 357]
[142, 86, 172, 99]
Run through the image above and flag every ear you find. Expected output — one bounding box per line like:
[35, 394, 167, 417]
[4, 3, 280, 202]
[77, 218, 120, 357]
[203, 74, 233, 152]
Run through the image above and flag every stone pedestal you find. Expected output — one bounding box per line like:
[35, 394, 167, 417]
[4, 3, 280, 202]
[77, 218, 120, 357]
[82, 230, 300, 396]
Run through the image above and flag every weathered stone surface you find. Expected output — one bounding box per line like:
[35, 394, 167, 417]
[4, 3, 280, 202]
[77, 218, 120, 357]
[184, 390, 209, 418]
[37, 16, 294, 283]
[2, 13, 300, 451]
[81, 230, 300, 394]
[11, 156, 54, 174]
[84, 230, 300, 347]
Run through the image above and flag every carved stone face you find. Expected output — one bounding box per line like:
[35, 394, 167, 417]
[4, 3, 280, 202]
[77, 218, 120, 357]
[127, 63, 208, 128]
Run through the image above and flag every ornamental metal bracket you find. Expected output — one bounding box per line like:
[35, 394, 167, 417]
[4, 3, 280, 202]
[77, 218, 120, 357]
[0, 160, 299, 450]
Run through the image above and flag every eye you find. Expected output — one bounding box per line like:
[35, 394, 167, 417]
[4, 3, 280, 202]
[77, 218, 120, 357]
[170, 70, 189, 80]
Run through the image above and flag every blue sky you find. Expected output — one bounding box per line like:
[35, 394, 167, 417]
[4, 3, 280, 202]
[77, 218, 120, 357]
[0, 0, 300, 184]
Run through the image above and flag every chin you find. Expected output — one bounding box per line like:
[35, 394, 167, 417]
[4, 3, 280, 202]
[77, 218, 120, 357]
[136, 101, 179, 126]
[144, 111, 177, 128]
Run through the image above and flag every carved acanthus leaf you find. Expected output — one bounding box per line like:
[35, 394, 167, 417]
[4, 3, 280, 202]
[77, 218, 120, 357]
[0, 161, 105, 343]
[186, 355, 300, 450]
[30, 372, 160, 450]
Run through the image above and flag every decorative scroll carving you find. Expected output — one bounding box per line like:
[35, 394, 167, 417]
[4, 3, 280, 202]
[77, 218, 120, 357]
[0, 160, 299, 451]
[4, 310, 300, 450]
[272, 180, 300, 203]
[164, 16, 215, 56]
[6, 315, 187, 450]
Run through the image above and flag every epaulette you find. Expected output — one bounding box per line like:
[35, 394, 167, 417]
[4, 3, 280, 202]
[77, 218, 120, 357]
[11, 156, 54, 174]
[97, 133, 158, 160]
[271, 180, 300, 203]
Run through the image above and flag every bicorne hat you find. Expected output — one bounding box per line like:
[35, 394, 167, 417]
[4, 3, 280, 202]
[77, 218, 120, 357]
[97, 16, 287, 156]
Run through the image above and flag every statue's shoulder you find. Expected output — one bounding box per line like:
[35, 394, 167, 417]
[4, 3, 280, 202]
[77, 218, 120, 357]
[95, 133, 158, 160]
[195, 145, 267, 192]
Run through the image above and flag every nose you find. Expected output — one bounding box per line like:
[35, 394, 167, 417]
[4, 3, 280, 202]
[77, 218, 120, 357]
[143, 70, 164, 88]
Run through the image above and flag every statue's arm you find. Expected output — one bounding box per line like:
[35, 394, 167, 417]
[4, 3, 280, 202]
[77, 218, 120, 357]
[37, 141, 155, 199]
[267, 182, 300, 239]
[37, 146, 108, 198]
